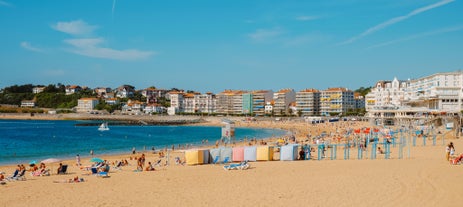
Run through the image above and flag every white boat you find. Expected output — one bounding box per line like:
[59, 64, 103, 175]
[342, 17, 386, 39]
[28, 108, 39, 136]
[98, 122, 110, 131]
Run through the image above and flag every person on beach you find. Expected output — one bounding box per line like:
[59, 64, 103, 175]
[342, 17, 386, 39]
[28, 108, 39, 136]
[76, 154, 81, 166]
[377, 147, 384, 154]
[446, 142, 454, 161]
[145, 162, 155, 171]
[299, 147, 305, 160]
[57, 163, 63, 174]
[446, 143, 451, 161]
[132, 147, 136, 154]
[90, 150, 94, 156]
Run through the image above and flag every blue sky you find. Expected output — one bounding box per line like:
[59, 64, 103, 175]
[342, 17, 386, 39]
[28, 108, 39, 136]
[0, 0, 462, 93]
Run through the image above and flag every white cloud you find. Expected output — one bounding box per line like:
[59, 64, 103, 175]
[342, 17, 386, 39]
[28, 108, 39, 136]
[20, 41, 43, 52]
[295, 16, 319, 21]
[367, 25, 463, 49]
[64, 38, 155, 61]
[248, 27, 285, 42]
[0, 0, 11, 6]
[51, 20, 98, 35]
[340, 0, 454, 45]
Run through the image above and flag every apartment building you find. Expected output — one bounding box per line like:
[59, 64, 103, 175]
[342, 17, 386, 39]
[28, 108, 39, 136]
[296, 89, 320, 116]
[216, 90, 245, 115]
[273, 89, 296, 116]
[320, 88, 355, 116]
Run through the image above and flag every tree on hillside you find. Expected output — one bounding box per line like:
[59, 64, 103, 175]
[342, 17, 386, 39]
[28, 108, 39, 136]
[3, 84, 34, 93]
[43, 84, 61, 93]
[355, 87, 372, 96]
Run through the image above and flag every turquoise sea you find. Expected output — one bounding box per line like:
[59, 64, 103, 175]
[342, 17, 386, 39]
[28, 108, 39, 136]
[0, 120, 286, 165]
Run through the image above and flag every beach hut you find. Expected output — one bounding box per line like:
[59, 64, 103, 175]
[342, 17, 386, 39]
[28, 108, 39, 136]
[280, 145, 299, 161]
[232, 147, 245, 162]
[209, 148, 221, 164]
[244, 146, 257, 161]
[220, 147, 233, 163]
[185, 149, 205, 165]
[202, 149, 210, 164]
[256, 146, 274, 161]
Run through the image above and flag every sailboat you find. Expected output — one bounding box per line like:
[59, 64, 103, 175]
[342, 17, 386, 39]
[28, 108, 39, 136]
[98, 122, 110, 131]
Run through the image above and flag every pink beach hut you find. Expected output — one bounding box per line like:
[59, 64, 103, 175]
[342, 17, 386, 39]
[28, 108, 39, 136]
[232, 147, 244, 162]
[280, 145, 299, 161]
[256, 146, 274, 161]
[244, 146, 257, 161]
[185, 149, 205, 165]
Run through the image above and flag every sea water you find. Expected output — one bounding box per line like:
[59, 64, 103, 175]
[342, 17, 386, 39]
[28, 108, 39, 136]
[0, 120, 286, 165]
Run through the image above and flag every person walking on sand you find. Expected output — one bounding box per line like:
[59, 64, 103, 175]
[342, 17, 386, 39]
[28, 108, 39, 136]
[449, 142, 455, 159]
[446, 142, 453, 161]
[76, 154, 81, 166]
[132, 147, 136, 154]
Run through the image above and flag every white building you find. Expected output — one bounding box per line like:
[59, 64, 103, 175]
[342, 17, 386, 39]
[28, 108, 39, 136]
[76, 98, 99, 113]
[65, 85, 82, 95]
[264, 102, 273, 115]
[320, 88, 355, 116]
[194, 92, 216, 114]
[273, 89, 296, 116]
[32, 87, 45, 94]
[365, 78, 407, 112]
[21, 100, 36, 108]
[366, 71, 463, 124]
[169, 92, 184, 113]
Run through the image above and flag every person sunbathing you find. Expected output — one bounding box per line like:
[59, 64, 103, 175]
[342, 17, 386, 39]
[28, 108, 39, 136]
[145, 162, 155, 171]
[53, 176, 84, 183]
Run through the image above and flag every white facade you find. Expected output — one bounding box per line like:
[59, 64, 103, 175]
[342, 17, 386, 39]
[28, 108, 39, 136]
[32, 87, 45, 94]
[65, 85, 82, 95]
[21, 100, 36, 108]
[320, 88, 355, 116]
[365, 77, 407, 112]
[366, 71, 463, 120]
[273, 89, 296, 116]
[76, 98, 99, 112]
[169, 93, 184, 112]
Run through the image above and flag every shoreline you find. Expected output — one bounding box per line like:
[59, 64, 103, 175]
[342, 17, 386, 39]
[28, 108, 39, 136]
[2, 114, 462, 206]
[0, 113, 370, 168]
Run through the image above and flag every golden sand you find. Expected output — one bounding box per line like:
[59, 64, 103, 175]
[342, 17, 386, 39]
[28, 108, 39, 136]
[1, 117, 462, 207]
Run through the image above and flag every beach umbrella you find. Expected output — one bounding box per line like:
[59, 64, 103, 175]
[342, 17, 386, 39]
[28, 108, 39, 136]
[41, 158, 61, 164]
[29, 160, 37, 165]
[90, 157, 104, 163]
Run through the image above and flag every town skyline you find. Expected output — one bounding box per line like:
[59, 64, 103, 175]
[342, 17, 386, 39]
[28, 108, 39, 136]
[1, 0, 462, 93]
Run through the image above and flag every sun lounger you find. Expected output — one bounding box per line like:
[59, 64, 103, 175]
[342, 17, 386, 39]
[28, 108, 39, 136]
[58, 165, 68, 174]
[97, 172, 110, 178]
[221, 157, 230, 164]
[154, 159, 162, 167]
[212, 156, 220, 164]
[223, 161, 250, 170]
[7, 169, 26, 181]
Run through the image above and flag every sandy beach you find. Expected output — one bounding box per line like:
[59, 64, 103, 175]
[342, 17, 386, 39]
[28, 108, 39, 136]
[1, 115, 463, 207]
